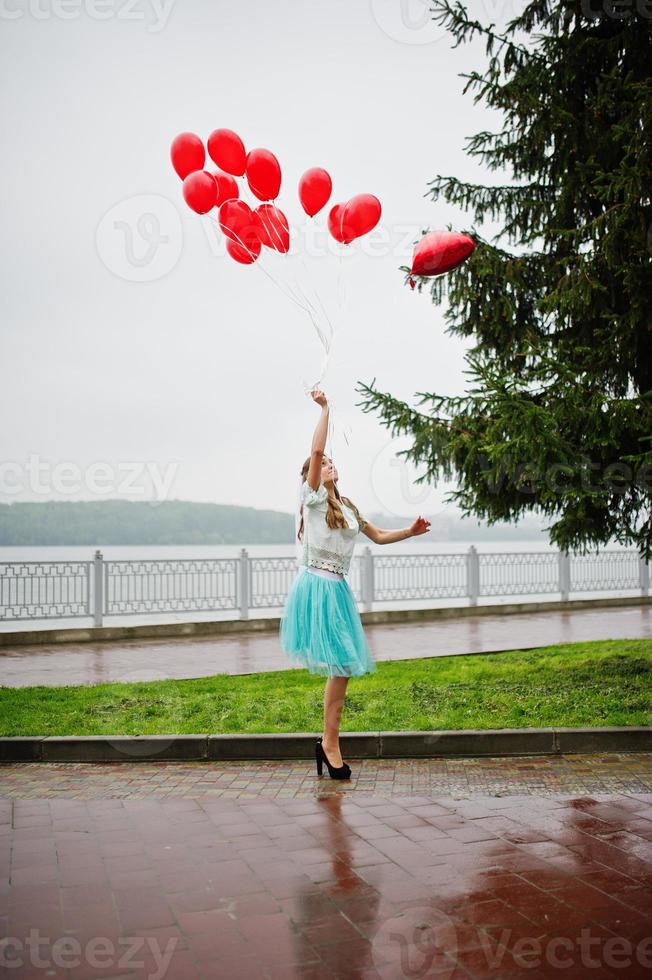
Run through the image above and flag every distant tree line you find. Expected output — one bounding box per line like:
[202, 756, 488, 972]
[0, 498, 552, 546]
[0, 499, 295, 546]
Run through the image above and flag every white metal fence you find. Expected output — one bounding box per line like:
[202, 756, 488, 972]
[0, 547, 649, 627]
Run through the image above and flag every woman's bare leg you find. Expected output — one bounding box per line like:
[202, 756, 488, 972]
[322, 675, 350, 767]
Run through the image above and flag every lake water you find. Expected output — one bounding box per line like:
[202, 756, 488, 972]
[0, 539, 609, 562]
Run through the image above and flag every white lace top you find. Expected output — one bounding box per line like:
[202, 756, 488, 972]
[299, 479, 368, 576]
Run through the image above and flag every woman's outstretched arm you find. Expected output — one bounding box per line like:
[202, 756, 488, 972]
[306, 388, 328, 491]
[361, 516, 431, 544]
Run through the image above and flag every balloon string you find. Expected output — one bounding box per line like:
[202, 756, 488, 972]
[208, 214, 314, 315]
[251, 206, 323, 338]
[209, 211, 350, 462]
[291, 275, 332, 357]
[257, 259, 343, 465]
[291, 257, 353, 459]
[278, 253, 329, 351]
[208, 215, 338, 379]
[294, 230, 353, 461]
[288, 231, 340, 375]
[296, 253, 336, 348]
[208, 211, 337, 359]
[281, 257, 332, 356]
[256, 255, 314, 314]
[247, 215, 334, 358]
[336, 247, 344, 314]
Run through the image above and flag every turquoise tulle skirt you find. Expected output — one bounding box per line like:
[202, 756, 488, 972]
[280, 567, 377, 677]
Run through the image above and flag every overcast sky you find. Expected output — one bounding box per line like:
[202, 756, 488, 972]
[1, 0, 518, 520]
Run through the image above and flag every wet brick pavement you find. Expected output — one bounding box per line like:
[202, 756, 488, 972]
[1, 755, 651, 978]
[1, 754, 652, 801]
[2, 603, 651, 686]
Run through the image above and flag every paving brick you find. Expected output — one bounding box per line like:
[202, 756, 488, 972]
[2, 755, 652, 978]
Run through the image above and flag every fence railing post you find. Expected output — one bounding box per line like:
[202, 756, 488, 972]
[93, 550, 104, 627]
[239, 548, 250, 619]
[467, 545, 479, 607]
[639, 555, 650, 597]
[360, 546, 374, 612]
[559, 548, 571, 602]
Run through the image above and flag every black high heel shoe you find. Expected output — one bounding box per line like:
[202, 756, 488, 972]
[315, 737, 351, 780]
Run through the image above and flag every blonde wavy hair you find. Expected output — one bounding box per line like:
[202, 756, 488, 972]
[297, 455, 365, 542]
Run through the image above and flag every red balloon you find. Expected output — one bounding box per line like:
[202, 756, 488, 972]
[226, 236, 261, 265]
[171, 132, 205, 180]
[410, 231, 476, 284]
[298, 167, 332, 217]
[182, 170, 217, 214]
[246, 148, 282, 201]
[207, 129, 246, 176]
[342, 193, 381, 241]
[218, 199, 262, 257]
[327, 203, 355, 245]
[212, 170, 239, 206]
[255, 204, 289, 253]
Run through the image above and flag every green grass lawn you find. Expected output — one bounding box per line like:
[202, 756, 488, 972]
[0, 638, 650, 737]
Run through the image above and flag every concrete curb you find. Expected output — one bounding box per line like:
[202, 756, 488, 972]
[1, 594, 650, 647]
[0, 727, 650, 763]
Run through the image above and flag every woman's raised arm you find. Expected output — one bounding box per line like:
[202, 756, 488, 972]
[306, 388, 328, 491]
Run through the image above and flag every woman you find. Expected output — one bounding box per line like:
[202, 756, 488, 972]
[280, 388, 431, 779]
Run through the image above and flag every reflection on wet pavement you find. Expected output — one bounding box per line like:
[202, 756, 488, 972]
[2, 759, 651, 979]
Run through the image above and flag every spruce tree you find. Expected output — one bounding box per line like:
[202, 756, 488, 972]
[357, 0, 652, 558]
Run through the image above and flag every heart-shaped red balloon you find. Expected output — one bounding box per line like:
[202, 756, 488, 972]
[411, 231, 476, 278]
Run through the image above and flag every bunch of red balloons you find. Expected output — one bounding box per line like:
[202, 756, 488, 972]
[170, 129, 382, 266]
